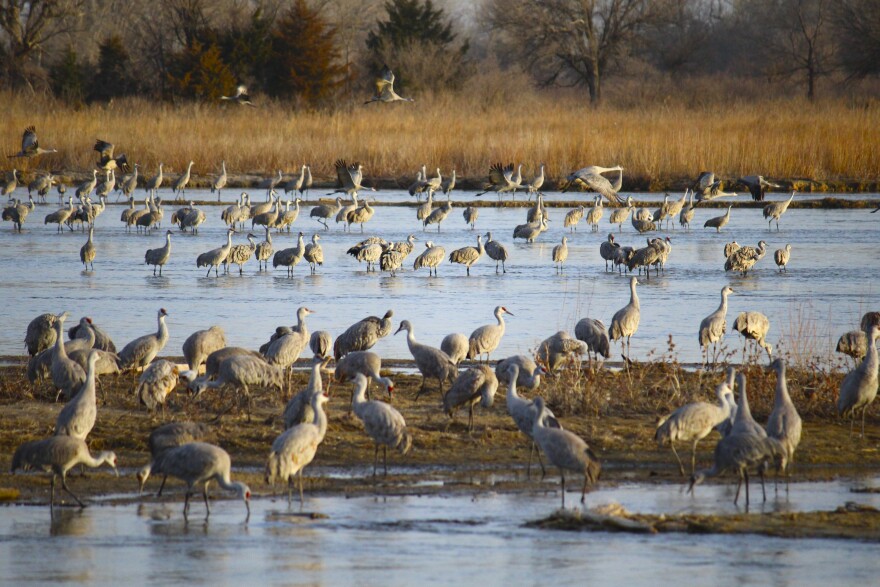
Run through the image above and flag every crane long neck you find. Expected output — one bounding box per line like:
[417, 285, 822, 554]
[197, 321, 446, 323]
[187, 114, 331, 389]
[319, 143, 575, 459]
[79, 323, 96, 348]
[77, 450, 114, 471]
[296, 311, 308, 334]
[736, 376, 754, 422]
[774, 364, 791, 406]
[157, 315, 168, 345]
[862, 330, 879, 373]
[611, 168, 623, 191]
[54, 322, 68, 358]
[308, 361, 323, 394]
[312, 397, 328, 440]
[165, 233, 172, 246]
[630, 282, 640, 309]
[718, 290, 729, 314]
[506, 372, 520, 403]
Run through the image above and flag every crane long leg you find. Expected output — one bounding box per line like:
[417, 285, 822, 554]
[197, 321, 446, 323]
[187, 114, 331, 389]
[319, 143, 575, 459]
[203, 482, 211, 516]
[61, 475, 85, 508]
[373, 445, 379, 477]
[581, 474, 590, 503]
[383, 445, 388, 476]
[560, 470, 566, 508]
[670, 442, 686, 476]
[298, 469, 305, 506]
[287, 476, 293, 507]
[157, 475, 168, 497]
[744, 470, 750, 508]
[184, 491, 191, 520]
[690, 440, 699, 476]
[734, 475, 742, 505]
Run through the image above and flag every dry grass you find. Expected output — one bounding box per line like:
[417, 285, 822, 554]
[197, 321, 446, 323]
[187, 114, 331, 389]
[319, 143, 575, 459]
[3, 90, 879, 187]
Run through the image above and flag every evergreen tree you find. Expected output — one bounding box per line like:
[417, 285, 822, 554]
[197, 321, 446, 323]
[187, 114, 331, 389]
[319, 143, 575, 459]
[49, 46, 88, 104]
[89, 35, 137, 102]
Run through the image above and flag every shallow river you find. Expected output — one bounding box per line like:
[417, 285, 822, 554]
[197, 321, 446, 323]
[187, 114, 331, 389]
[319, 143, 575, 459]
[2, 476, 879, 586]
[2, 190, 878, 364]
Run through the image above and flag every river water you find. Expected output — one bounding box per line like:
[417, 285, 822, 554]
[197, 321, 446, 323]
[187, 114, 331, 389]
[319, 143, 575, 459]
[2, 190, 878, 364]
[2, 476, 879, 585]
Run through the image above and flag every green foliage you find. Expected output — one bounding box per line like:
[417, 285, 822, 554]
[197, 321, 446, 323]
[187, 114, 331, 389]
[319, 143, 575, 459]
[262, 0, 348, 105]
[89, 35, 138, 102]
[219, 7, 274, 88]
[167, 41, 236, 101]
[49, 47, 89, 104]
[366, 0, 458, 51]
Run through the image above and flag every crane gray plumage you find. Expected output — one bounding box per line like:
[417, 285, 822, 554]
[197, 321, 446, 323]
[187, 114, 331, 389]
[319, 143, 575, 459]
[551, 236, 569, 272]
[346, 197, 375, 233]
[335, 194, 359, 228]
[309, 331, 332, 360]
[211, 161, 227, 201]
[599, 233, 619, 271]
[679, 190, 696, 229]
[221, 84, 256, 106]
[535, 331, 587, 373]
[564, 205, 585, 231]
[188, 354, 284, 417]
[725, 240, 767, 275]
[331, 159, 374, 199]
[467, 306, 513, 362]
[662, 191, 687, 229]
[562, 165, 625, 205]
[692, 171, 737, 201]
[142, 442, 250, 519]
[503, 364, 558, 478]
[655, 381, 733, 475]
[738, 175, 781, 202]
[575, 318, 611, 363]
[44, 196, 75, 232]
[525, 163, 545, 200]
[763, 191, 796, 230]
[424, 198, 452, 232]
[699, 286, 734, 366]
[765, 358, 801, 481]
[609, 277, 640, 359]
[225, 232, 257, 275]
[9, 126, 57, 158]
[483, 232, 509, 273]
[333, 310, 394, 360]
[118, 308, 169, 372]
[25, 313, 57, 356]
[182, 326, 227, 372]
[144, 230, 173, 276]
[630, 207, 656, 233]
[264, 307, 312, 369]
[303, 234, 323, 273]
[513, 215, 549, 242]
[443, 365, 498, 432]
[774, 244, 791, 271]
[413, 241, 445, 275]
[609, 196, 634, 232]
[416, 190, 433, 221]
[463, 205, 478, 229]
[347, 240, 384, 271]
[395, 320, 457, 398]
[835, 313, 880, 362]
[441, 333, 469, 365]
[266, 392, 329, 505]
[585, 196, 604, 231]
[137, 359, 180, 412]
[50, 313, 86, 399]
[476, 162, 521, 200]
[55, 350, 100, 440]
[730, 372, 768, 438]
[449, 234, 485, 275]
[11, 436, 117, 508]
[2, 195, 34, 231]
[495, 355, 544, 390]
[333, 351, 394, 398]
[253, 226, 273, 270]
[94, 139, 128, 172]
[282, 355, 330, 429]
[196, 228, 236, 277]
[144, 163, 163, 197]
[364, 64, 414, 104]
[273, 231, 306, 276]
[527, 194, 547, 223]
[251, 196, 280, 229]
[837, 322, 880, 436]
[380, 244, 406, 276]
[531, 396, 601, 507]
[170, 161, 194, 201]
[703, 206, 732, 232]
[204, 346, 262, 377]
[79, 226, 96, 270]
[181, 203, 206, 233]
[137, 422, 210, 495]
[733, 311, 773, 359]
[724, 240, 740, 259]
[351, 373, 411, 475]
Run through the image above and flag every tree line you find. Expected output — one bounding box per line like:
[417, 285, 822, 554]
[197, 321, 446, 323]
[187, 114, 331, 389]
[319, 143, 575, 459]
[1, 0, 878, 106]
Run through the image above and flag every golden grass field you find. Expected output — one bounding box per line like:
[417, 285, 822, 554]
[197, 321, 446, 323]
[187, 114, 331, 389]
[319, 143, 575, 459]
[3, 91, 880, 189]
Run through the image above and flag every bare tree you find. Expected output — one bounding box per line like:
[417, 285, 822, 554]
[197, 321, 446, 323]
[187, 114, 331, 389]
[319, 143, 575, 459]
[482, 0, 670, 105]
[0, 0, 86, 91]
[832, 0, 880, 80]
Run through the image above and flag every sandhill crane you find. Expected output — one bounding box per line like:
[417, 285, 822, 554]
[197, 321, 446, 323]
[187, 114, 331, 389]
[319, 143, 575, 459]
[551, 236, 568, 273]
[379, 243, 407, 276]
[8, 126, 57, 158]
[688, 431, 785, 507]
[137, 359, 180, 412]
[526, 163, 545, 200]
[630, 208, 656, 233]
[732, 311, 772, 360]
[347, 240, 384, 271]
[536, 331, 587, 373]
[144, 163, 163, 197]
[417, 191, 433, 222]
[143, 442, 250, 519]
[655, 381, 733, 475]
[276, 198, 302, 232]
[273, 231, 306, 277]
[443, 365, 498, 432]
[1, 168, 18, 199]
[483, 232, 509, 273]
[585, 196, 604, 231]
[94, 139, 128, 172]
[143, 230, 172, 276]
[723, 240, 740, 259]
[468, 306, 513, 362]
[79, 227, 96, 270]
[699, 286, 733, 367]
[424, 198, 452, 232]
[662, 191, 687, 229]
[575, 318, 611, 364]
[333, 310, 394, 360]
[532, 397, 601, 507]
[252, 195, 280, 229]
[266, 392, 329, 506]
[284, 165, 306, 195]
[609, 196, 634, 232]
[302, 233, 323, 273]
[774, 244, 791, 271]
[11, 436, 117, 508]
[96, 169, 115, 200]
[183, 326, 227, 372]
[766, 358, 801, 482]
[118, 308, 169, 372]
[136, 422, 210, 495]
[513, 216, 549, 242]
[221, 84, 256, 106]
[49, 313, 86, 399]
[692, 171, 734, 201]
[526, 194, 547, 223]
[118, 163, 139, 200]
[265, 307, 312, 375]
[837, 322, 880, 436]
[181, 203, 206, 233]
[2, 195, 34, 231]
[209, 160, 227, 201]
[75, 170, 97, 199]
[679, 190, 696, 229]
[610, 277, 640, 360]
[564, 206, 584, 231]
[135, 196, 163, 234]
[29, 172, 56, 202]
[25, 313, 57, 356]
[598, 233, 618, 271]
[346, 197, 375, 233]
[408, 169, 427, 200]
[54, 350, 99, 441]
[350, 373, 412, 475]
[730, 372, 768, 438]
[476, 162, 521, 200]
[225, 233, 257, 275]
[763, 191, 795, 230]
[725, 240, 767, 276]
[495, 355, 544, 390]
[197, 228, 236, 277]
[310, 197, 342, 230]
[189, 354, 284, 417]
[449, 234, 485, 275]
[364, 64, 414, 104]
[413, 241, 445, 275]
[836, 313, 880, 362]
[703, 206, 732, 232]
[250, 193, 275, 218]
[395, 320, 457, 397]
[331, 159, 374, 199]
[502, 363, 557, 477]
[441, 333, 469, 365]
[283, 356, 331, 428]
[562, 165, 625, 204]
[203, 347, 262, 377]
[336, 194, 359, 229]
[334, 351, 394, 400]
[251, 226, 272, 271]
[737, 175, 781, 202]
[309, 331, 332, 359]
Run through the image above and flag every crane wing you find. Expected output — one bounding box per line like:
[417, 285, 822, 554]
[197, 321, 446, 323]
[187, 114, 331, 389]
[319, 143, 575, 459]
[94, 139, 114, 159]
[21, 126, 38, 153]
